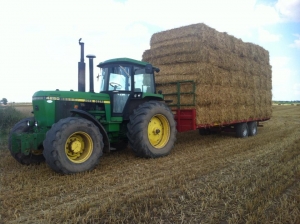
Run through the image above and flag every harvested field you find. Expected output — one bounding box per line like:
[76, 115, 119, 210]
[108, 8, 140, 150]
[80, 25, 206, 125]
[0, 105, 299, 223]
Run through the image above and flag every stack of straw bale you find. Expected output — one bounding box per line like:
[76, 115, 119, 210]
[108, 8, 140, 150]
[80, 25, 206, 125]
[142, 23, 272, 125]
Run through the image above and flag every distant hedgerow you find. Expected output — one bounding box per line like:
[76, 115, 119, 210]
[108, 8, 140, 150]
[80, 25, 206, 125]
[0, 106, 26, 133]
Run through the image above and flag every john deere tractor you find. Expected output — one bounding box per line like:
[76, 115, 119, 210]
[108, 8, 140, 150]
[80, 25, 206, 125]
[9, 39, 176, 174]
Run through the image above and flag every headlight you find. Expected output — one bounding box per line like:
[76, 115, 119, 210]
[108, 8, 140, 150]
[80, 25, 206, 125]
[27, 120, 30, 126]
[34, 121, 38, 127]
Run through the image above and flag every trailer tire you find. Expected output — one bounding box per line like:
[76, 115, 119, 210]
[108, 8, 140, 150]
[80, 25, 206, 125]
[8, 117, 45, 165]
[199, 128, 211, 135]
[43, 117, 103, 174]
[235, 122, 248, 138]
[127, 101, 176, 158]
[248, 121, 258, 136]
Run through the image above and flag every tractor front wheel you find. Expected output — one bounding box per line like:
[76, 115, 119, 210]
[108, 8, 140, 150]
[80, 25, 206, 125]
[127, 101, 177, 158]
[43, 117, 103, 174]
[8, 117, 45, 165]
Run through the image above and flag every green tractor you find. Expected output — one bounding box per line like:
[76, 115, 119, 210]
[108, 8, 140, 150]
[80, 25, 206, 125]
[9, 39, 177, 174]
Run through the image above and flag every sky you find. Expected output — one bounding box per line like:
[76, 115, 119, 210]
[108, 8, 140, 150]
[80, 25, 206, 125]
[0, 0, 299, 102]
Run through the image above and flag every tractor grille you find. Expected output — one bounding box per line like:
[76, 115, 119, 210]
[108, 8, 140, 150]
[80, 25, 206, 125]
[55, 101, 74, 122]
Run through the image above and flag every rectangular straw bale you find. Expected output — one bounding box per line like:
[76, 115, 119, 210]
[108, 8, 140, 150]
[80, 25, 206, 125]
[143, 48, 267, 75]
[162, 94, 195, 106]
[156, 62, 229, 81]
[150, 23, 270, 63]
[143, 52, 208, 65]
[155, 74, 213, 85]
[195, 105, 211, 124]
[260, 76, 267, 91]
[154, 62, 208, 76]
[253, 75, 261, 89]
[230, 71, 246, 88]
[245, 75, 255, 89]
[145, 42, 212, 58]
[195, 105, 222, 124]
[145, 41, 261, 68]
[151, 35, 200, 49]
[155, 63, 233, 87]
[266, 79, 272, 91]
[234, 105, 255, 121]
[150, 23, 214, 46]
[245, 42, 269, 64]
[144, 51, 245, 72]
[158, 82, 194, 94]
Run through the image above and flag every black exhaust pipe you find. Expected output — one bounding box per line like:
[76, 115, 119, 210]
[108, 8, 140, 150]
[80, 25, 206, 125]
[78, 38, 85, 92]
[86, 55, 96, 93]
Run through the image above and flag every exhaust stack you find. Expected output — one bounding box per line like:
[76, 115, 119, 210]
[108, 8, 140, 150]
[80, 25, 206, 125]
[86, 55, 96, 93]
[78, 38, 85, 92]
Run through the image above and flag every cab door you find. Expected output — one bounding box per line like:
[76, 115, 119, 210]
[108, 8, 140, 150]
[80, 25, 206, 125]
[108, 65, 132, 114]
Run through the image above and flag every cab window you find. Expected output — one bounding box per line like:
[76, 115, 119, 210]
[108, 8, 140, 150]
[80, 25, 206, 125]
[134, 68, 154, 93]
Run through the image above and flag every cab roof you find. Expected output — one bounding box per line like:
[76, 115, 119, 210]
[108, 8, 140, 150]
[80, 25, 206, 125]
[97, 58, 149, 67]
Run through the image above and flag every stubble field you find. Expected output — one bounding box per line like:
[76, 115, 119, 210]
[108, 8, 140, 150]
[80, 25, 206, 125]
[0, 105, 299, 223]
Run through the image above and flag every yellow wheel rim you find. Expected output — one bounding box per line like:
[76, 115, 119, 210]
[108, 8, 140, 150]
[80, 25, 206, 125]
[65, 131, 93, 163]
[148, 114, 170, 149]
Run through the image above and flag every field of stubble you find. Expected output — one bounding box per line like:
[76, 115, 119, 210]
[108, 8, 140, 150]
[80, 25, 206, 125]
[0, 105, 299, 223]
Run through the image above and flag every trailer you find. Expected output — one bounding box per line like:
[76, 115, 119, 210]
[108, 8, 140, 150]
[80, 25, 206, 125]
[156, 81, 270, 138]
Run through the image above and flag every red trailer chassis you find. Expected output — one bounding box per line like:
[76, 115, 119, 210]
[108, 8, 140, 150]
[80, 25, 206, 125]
[172, 109, 270, 133]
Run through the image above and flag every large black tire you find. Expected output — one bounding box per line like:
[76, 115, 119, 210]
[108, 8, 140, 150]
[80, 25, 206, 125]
[43, 117, 103, 174]
[235, 122, 249, 138]
[199, 128, 210, 135]
[248, 121, 258, 136]
[8, 117, 45, 165]
[127, 101, 177, 158]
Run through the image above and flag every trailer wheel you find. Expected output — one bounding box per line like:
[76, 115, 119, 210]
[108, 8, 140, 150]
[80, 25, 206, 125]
[199, 128, 211, 135]
[127, 101, 177, 158]
[248, 121, 258, 136]
[43, 117, 103, 174]
[235, 122, 249, 138]
[8, 117, 45, 165]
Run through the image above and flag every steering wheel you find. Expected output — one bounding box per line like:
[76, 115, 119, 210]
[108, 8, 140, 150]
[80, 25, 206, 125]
[109, 82, 122, 90]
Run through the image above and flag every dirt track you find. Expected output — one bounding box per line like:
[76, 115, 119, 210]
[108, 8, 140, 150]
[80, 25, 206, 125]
[0, 105, 299, 223]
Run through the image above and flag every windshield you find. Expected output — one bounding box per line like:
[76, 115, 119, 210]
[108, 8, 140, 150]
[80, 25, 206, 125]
[100, 66, 131, 92]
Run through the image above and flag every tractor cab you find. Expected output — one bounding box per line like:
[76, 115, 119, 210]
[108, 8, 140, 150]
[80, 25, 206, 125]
[97, 58, 160, 118]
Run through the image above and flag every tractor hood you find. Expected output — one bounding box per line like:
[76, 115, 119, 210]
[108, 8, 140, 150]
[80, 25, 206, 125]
[32, 90, 110, 103]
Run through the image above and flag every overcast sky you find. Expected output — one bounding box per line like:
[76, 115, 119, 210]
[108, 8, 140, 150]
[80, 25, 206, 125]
[0, 0, 299, 102]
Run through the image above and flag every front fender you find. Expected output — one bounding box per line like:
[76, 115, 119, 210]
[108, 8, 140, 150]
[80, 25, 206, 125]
[70, 109, 110, 152]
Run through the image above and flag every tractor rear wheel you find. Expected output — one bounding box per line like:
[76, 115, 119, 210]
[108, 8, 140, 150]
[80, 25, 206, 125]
[127, 101, 177, 158]
[43, 117, 103, 174]
[8, 117, 45, 165]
